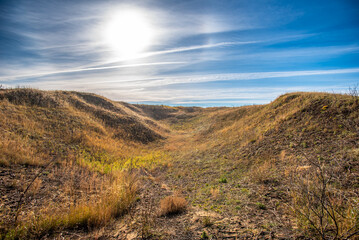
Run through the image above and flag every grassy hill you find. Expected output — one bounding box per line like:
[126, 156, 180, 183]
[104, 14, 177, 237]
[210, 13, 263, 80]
[0, 88, 358, 239]
[164, 92, 359, 238]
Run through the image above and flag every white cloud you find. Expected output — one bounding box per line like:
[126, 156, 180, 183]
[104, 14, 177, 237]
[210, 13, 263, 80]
[0, 41, 257, 81]
[113, 68, 359, 88]
[0, 62, 185, 81]
[92, 85, 348, 105]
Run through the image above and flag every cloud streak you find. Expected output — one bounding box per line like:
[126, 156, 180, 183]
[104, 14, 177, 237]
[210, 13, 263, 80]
[0, 41, 257, 81]
[91, 85, 349, 106]
[0, 61, 185, 81]
[119, 68, 359, 87]
[139, 41, 258, 57]
[1, 0, 359, 106]
[77, 41, 260, 68]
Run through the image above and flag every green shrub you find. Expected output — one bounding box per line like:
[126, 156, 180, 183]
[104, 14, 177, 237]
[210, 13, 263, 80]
[256, 202, 266, 210]
[201, 231, 209, 239]
[219, 177, 227, 183]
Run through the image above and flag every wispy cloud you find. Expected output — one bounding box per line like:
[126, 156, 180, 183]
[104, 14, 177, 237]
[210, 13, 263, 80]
[11, 67, 357, 98]
[92, 85, 349, 106]
[1, 0, 359, 106]
[140, 41, 258, 57]
[117, 68, 359, 87]
[0, 41, 257, 81]
[0, 62, 185, 81]
[237, 46, 359, 60]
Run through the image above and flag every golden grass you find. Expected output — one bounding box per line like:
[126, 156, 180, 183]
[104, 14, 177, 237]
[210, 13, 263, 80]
[210, 187, 220, 200]
[0, 88, 155, 239]
[0, 137, 44, 166]
[160, 196, 188, 216]
[162, 91, 359, 238]
[1, 88, 358, 239]
[3, 173, 137, 240]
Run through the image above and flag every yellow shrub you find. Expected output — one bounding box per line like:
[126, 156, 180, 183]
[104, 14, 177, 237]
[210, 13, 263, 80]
[160, 196, 187, 215]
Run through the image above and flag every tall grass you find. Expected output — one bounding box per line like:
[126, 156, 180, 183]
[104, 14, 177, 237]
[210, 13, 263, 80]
[0, 89, 157, 239]
[2, 173, 137, 240]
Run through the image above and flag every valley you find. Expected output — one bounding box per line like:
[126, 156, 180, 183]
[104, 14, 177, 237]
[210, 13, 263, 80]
[0, 88, 358, 239]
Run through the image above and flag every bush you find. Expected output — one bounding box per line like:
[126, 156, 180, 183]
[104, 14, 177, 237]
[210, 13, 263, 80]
[219, 177, 227, 183]
[289, 149, 359, 239]
[256, 202, 266, 210]
[160, 196, 187, 216]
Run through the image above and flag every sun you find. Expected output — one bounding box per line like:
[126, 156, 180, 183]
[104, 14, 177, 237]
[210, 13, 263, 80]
[104, 9, 154, 59]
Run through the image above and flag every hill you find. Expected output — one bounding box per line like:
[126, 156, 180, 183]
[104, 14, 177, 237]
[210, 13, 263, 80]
[0, 88, 358, 239]
[164, 92, 359, 238]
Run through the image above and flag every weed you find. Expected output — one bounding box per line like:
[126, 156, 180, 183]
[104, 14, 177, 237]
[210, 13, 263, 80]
[256, 202, 266, 210]
[139, 200, 155, 239]
[202, 216, 213, 227]
[219, 177, 227, 183]
[201, 231, 209, 239]
[240, 188, 250, 195]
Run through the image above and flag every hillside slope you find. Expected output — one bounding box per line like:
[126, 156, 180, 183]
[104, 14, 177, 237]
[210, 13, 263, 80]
[0, 89, 168, 145]
[164, 92, 359, 239]
[0, 88, 176, 239]
[0, 89, 358, 239]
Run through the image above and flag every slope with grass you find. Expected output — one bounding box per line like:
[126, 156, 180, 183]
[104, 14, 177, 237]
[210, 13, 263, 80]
[0, 88, 358, 239]
[0, 88, 172, 239]
[164, 92, 359, 239]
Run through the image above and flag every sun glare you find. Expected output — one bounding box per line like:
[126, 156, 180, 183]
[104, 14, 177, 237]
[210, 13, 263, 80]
[104, 9, 154, 59]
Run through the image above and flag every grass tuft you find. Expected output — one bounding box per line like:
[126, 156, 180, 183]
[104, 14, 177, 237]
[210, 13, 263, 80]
[160, 196, 187, 216]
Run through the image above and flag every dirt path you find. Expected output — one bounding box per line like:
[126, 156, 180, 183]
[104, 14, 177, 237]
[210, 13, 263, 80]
[115, 169, 284, 239]
[54, 166, 288, 240]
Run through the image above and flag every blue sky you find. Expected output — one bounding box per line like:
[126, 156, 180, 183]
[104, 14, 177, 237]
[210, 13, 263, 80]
[0, 0, 358, 106]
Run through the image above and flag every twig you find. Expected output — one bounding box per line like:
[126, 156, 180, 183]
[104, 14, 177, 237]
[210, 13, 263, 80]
[14, 155, 57, 224]
[344, 230, 359, 240]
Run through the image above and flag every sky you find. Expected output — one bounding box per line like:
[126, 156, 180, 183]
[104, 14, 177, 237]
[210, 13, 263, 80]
[0, 0, 359, 106]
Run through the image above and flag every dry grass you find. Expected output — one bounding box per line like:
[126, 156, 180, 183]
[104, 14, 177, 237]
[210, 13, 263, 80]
[163, 91, 359, 238]
[249, 160, 280, 185]
[3, 173, 137, 239]
[1, 88, 358, 239]
[27, 178, 42, 196]
[160, 196, 188, 216]
[0, 88, 160, 239]
[0, 134, 45, 166]
[210, 187, 220, 200]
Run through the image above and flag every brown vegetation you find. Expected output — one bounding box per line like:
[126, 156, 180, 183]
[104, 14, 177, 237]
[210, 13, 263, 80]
[0, 88, 358, 239]
[160, 196, 188, 216]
